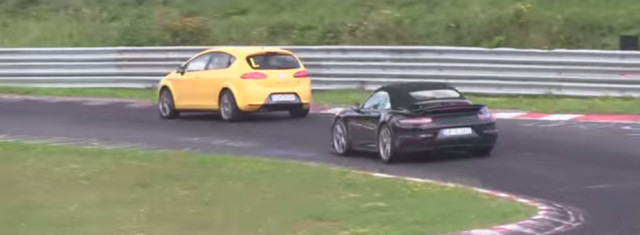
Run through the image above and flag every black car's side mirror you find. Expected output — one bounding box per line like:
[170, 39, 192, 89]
[351, 103, 361, 112]
[177, 65, 186, 75]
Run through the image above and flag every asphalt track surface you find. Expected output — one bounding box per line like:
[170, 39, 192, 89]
[2, 98, 640, 235]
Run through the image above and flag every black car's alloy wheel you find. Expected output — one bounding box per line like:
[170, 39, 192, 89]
[159, 89, 178, 119]
[378, 125, 397, 164]
[331, 119, 352, 155]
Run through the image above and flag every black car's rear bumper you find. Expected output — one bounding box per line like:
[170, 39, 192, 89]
[393, 123, 498, 153]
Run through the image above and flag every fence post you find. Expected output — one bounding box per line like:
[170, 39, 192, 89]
[620, 35, 638, 50]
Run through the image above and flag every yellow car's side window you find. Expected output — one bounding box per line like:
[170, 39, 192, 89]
[185, 54, 211, 72]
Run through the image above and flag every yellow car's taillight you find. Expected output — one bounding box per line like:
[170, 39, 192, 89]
[294, 70, 308, 78]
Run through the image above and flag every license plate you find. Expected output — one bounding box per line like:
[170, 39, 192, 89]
[270, 94, 297, 102]
[441, 127, 473, 137]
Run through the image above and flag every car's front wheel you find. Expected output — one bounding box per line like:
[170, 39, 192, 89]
[219, 90, 243, 122]
[158, 89, 179, 119]
[378, 124, 399, 164]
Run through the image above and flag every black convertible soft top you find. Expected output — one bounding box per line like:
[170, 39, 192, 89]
[374, 82, 465, 109]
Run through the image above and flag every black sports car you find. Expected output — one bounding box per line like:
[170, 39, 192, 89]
[329, 82, 498, 163]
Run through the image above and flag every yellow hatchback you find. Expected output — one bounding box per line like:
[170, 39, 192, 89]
[157, 47, 312, 121]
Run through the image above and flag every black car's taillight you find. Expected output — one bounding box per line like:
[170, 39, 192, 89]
[477, 107, 494, 121]
[396, 117, 433, 128]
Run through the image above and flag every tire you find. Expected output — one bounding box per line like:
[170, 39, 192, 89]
[331, 119, 353, 156]
[289, 107, 310, 118]
[378, 124, 400, 164]
[219, 90, 243, 122]
[158, 88, 179, 119]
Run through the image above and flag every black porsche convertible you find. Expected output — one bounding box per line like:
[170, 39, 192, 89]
[329, 82, 498, 163]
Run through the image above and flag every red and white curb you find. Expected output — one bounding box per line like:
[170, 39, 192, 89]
[492, 112, 640, 123]
[313, 106, 640, 124]
[352, 171, 584, 235]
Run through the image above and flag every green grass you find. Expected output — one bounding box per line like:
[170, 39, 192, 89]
[0, 86, 157, 101]
[0, 0, 639, 49]
[1, 86, 639, 114]
[0, 140, 534, 235]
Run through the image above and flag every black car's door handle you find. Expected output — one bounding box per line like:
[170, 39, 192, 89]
[366, 110, 381, 117]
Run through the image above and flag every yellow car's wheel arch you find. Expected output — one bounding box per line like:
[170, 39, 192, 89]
[158, 84, 179, 104]
[157, 85, 180, 119]
[218, 83, 247, 112]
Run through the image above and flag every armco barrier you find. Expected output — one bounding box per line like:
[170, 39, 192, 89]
[1, 46, 640, 97]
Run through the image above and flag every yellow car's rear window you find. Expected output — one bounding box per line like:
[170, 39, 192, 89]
[247, 53, 300, 70]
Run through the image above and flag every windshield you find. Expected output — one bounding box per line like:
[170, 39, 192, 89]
[246, 53, 301, 70]
[409, 89, 461, 100]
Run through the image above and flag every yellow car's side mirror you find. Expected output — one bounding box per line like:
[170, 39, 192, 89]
[177, 65, 186, 75]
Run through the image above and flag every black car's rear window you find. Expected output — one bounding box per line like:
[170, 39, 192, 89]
[247, 53, 301, 70]
[409, 89, 461, 100]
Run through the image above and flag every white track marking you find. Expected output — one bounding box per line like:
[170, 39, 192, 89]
[538, 114, 583, 121]
[126, 102, 154, 108]
[81, 101, 114, 106]
[493, 112, 527, 119]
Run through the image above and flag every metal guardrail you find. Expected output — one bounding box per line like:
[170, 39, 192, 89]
[1, 46, 640, 97]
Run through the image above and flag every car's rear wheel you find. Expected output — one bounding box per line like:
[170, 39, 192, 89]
[331, 119, 353, 156]
[378, 124, 399, 164]
[159, 88, 179, 119]
[289, 107, 310, 118]
[219, 90, 243, 122]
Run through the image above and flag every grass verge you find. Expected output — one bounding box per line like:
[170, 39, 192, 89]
[0, 86, 638, 114]
[0, 86, 157, 101]
[0, 140, 534, 235]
